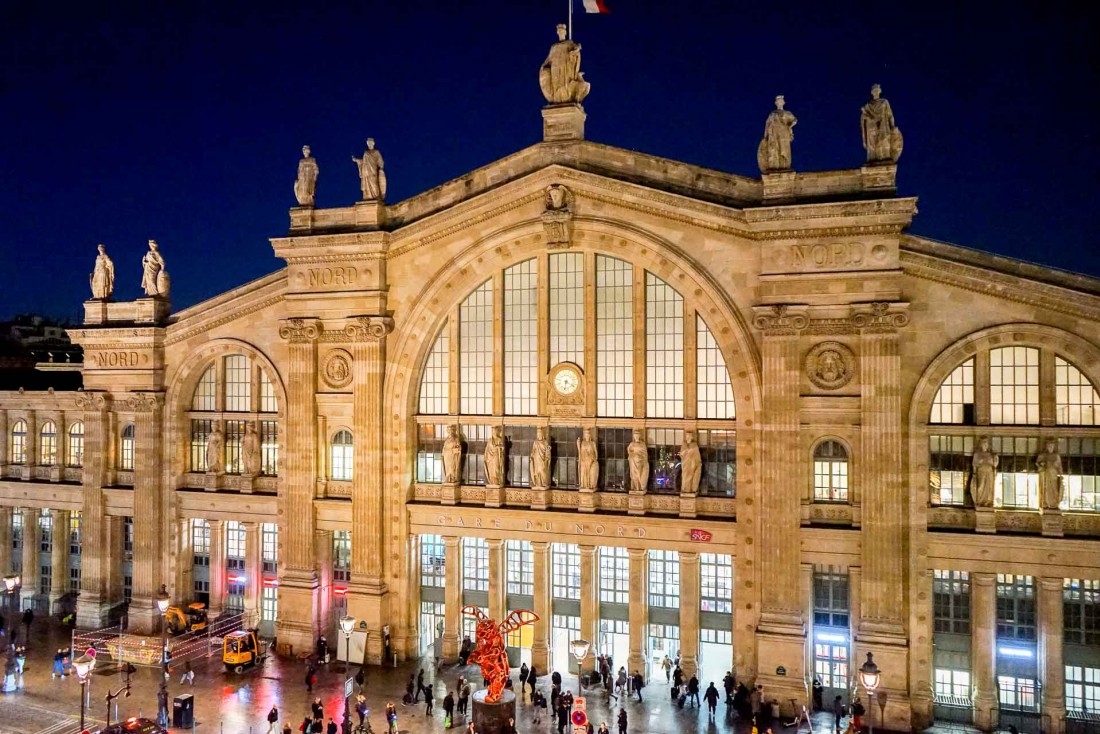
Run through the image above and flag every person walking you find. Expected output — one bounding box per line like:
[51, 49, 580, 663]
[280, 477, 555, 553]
[631, 671, 644, 701]
[722, 671, 735, 704]
[416, 669, 426, 701]
[527, 665, 537, 696]
[385, 703, 398, 734]
[300, 715, 313, 733]
[326, 719, 337, 734]
[405, 674, 416, 705]
[21, 609, 33, 642]
[156, 683, 170, 729]
[556, 701, 569, 734]
[598, 724, 610, 734]
[356, 695, 368, 727]
[832, 694, 845, 733]
[306, 661, 317, 693]
[310, 717, 323, 734]
[672, 666, 683, 690]
[704, 682, 720, 716]
[443, 690, 455, 728]
[617, 707, 627, 734]
[267, 705, 280, 734]
[519, 662, 529, 695]
[688, 675, 701, 707]
[661, 655, 672, 683]
[851, 696, 865, 731]
[532, 689, 546, 724]
[312, 698, 324, 720]
[424, 684, 434, 716]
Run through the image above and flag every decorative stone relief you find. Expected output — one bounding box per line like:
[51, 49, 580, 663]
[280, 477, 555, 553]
[751, 304, 808, 334]
[681, 431, 701, 496]
[321, 349, 353, 389]
[627, 428, 649, 494]
[124, 392, 164, 412]
[850, 301, 910, 330]
[75, 391, 111, 411]
[757, 95, 797, 173]
[971, 437, 998, 508]
[206, 425, 224, 474]
[344, 316, 394, 342]
[242, 422, 261, 476]
[484, 425, 505, 487]
[530, 426, 551, 489]
[578, 427, 599, 491]
[442, 424, 462, 484]
[541, 184, 575, 248]
[547, 362, 585, 418]
[1036, 439, 1063, 511]
[278, 319, 323, 343]
[804, 341, 856, 390]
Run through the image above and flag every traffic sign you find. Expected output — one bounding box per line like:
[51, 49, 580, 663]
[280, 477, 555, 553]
[571, 710, 588, 727]
[573, 696, 586, 710]
[345, 677, 355, 698]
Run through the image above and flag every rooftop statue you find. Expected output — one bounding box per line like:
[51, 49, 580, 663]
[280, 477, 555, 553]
[539, 24, 590, 105]
[141, 240, 170, 298]
[757, 95, 797, 173]
[89, 244, 115, 301]
[462, 606, 538, 703]
[861, 84, 904, 163]
[294, 145, 319, 207]
[352, 138, 386, 202]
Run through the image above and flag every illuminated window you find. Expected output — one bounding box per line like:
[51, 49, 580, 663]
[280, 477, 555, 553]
[814, 643, 848, 689]
[419, 534, 446, 589]
[39, 421, 57, 466]
[226, 521, 245, 570]
[648, 549, 679, 608]
[1065, 665, 1100, 714]
[1056, 357, 1100, 425]
[930, 358, 974, 424]
[997, 676, 1037, 710]
[1063, 579, 1100, 646]
[933, 570, 970, 634]
[192, 366, 216, 411]
[813, 440, 849, 502]
[504, 260, 538, 416]
[330, 430, 353, 481]
[191, 519, 210, 566]
[596, 255, 633, 418]
[700, 553, 732, 613]
[551, 543, 580, 600]
[415, 423, 446, 483]
[224, 355, 251, 412]
[189, 420, 212, 472]
[10, 419, 26, 464]
[549, 252, 584, 369]
[697, 315, 735, 419]
[928, 435, 973, 506]
[989, 346, 1039, 425]
[462, 537, 489, 592]
[505, 540, 533, 596]
[598, 546, 629, 604]
[419, 322, 450, 415]
[224, 420, 245, 474]
[992, 436, 1039, 509]
[459, 280, 494, 415]
[260, 371, 278, 413]
[119, 424, 135, 471]
[934, 669, 971, 699]
[813, 565, 849, 627]
[333, 531, 351, 583]
[699, 429, 736, 497]
[67, 422, 84, 467]
[260, 420, 278, 477]
[646, 272, 684, 418]
[996, 574, 1036, 641]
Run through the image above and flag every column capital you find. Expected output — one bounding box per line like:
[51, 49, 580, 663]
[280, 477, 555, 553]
[1038, 576, 1065, 592]
[122, 392, 165, 413]
[578, 544, 597, 557]
[278, 318, 323, 343]
[679, 550, 700, 563]
[75, 391, 112, 412]
[344, 316, 394, 342]
[627, 547, 647, 560]
[972, 571, 996, 586]
[531, 540, 550, 552]
[850, 301, 910, 332]
[443, 534, 460, 548]
[486, 538, 505, 550]
[751, 304, 809, 335]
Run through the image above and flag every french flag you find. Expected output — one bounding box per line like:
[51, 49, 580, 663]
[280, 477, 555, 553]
[582, 0, 611, 12]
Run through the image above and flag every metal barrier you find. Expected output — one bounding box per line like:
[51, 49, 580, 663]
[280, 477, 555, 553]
[932, 694, 973, 725]
[71, 621, 125, 662]
[70, 613, 245, 667]
[169, 613, 245, 664]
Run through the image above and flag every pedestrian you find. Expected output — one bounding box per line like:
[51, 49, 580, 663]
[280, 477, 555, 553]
[156, 683, 170, 729]
[443, 689, 455, 728]
[750, 685, 763, 720]
[52, 648, 64, 678]
[310, 717, 323, 734]
[425, 684, 434, 715]
[282, 723, 292, 734]
[598, 723, 609, 734]
[661, 655, 671, 683]
[501, 716, 516, 734]
[832, 694, 845, 733]
[632, 671, 644, 701]
[327, 719, 337, 734]
[459, 635, 472, 666]
[306, 661, 317, 692]
[460, 677, 472, 715]
[180, 661, 195, 686]
[355, 666, 366, 689]
[519, 662, 529, 694]
[316, 635, 329, 664]
[617, 707, 627, 734]
[812, 678, 824, 711]
[704, 682, 720, 716]
[356, 694, 368, 726]
[312, 697, 324, 720]
[533, 689, 546, 723]
[723, 671, 735, 704]
[688, 675, 700, 707]
[267, 705, 280, 734]
[851, 696, 865, 730]
[556, 701, 569, 734]
[527, 664, 537, 695]
[300, 715, 312, 733]
[672, 666, 683, 689]
[416, 669, 426, 701]
[385, 703, 398, 734]
[405, 674, 415, 705]
[21, 608, 33, 641]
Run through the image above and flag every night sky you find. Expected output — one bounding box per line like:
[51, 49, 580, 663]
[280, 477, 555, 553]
[1, 1, 1097, 321]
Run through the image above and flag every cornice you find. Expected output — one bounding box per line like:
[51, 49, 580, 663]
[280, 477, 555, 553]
[165, 294, 285, 346]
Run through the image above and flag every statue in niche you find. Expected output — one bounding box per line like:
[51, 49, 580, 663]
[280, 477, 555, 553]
[89, 244, 115, 300]
[242, 422, 261, 476]
[141, 240, 170, 297]
[860, 84, 904, 163]
[539, 24, 590, 105]
[681, 430, 702, 496]
[627, 428, 649, 493]
[530, 426, 551, 489]
[757, 95, 797, 173]
[442, 424, 462, 484]
[577, 427, 599, 490]
[294, 145, 319, 207]
[970, 436, 998, 508]
[351, 138, 386, 202]
[205, 425, 224, 474]
[1036, 439, 1064, 511]
[484, 425, 506, 487]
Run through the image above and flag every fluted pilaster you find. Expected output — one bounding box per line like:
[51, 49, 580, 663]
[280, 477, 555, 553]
[971, 572, 998, 732]
[128, 392, 165, 633]
[531, 541, 550, 670]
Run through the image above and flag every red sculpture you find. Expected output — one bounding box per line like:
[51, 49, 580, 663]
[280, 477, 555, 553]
[461, 605, 539, 703]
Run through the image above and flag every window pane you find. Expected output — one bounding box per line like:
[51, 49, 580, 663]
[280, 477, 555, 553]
[331, 430, 353, 481]
[550, 253, 585, 369]
[504, 260, 538, 416]
[813, 440, 849, 502]
[459, 280, 494, 415]
[552, 542, 580, 600]
[419, 321, 450, 415]
[192, 366, 216, 411]
[39, 421, 57, 466]
[989, 347, 1038, 425]
[67, 422, 84, 467]
[224, 355, 252, 412]
[596, 255, 633, 418]
[697, 315, 735, 419]
[1056, 356, 1100, 426]
[930, 359, 974, 424]
[646, 272, 684, 418]
[260, 370, 278, 413]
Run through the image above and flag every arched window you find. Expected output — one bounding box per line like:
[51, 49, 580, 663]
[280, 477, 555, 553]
[10, 419, 27, 464]
[67, 422, 85, 467]
[813, 440, 849, 502]
[419, 320, 450, 415]
[930, 359, 974, 424]
[119, 424, 135, 471]
[1056, 357, 1100, 426]
[39, 421, 57, 466]
[989, 346, 1039, 425]
[331, 430, 353, 481]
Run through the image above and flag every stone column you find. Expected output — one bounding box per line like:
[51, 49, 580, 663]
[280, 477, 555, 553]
[49, 509, 70, 609]
[75, 392, 111, 628]
[1039, 577, 1066, 734]
[488, 539, 505, 622]
[627, 548, 648, 680]
[176, 519, 194, 605]
[579, 544, 598, 673]
[21, 508, 39, 607]
[0, 410, 7, 467]
[315, 530, 334, 636]
[531, 541, 551, 671]
[24, 412, 37, 469]
[679, 551, 701, 679]
[347, 317, 395, 663]
[442, 536, 461, 660]
[127, 393, 165, 634]
[0, 507, 12, 575]
[276, 319, 322, 654]
[106, 516, 125, 606]
[207, 520, 226, 616]
[971, 572, 998, 732]
[243, 522, 262, 628]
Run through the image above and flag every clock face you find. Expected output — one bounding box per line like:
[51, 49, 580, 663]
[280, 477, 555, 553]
[553, 367, 580, 396]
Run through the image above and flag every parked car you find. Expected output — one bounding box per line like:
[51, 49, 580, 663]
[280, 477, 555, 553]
[96, 716, 167, 734]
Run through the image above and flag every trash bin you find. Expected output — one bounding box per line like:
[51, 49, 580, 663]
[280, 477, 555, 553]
[173, 693, 194, 728]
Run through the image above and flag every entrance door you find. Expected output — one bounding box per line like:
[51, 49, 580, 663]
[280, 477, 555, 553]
[813, 632, 850, 703]
[599, 618, 630, 674]
[551, 614, 580, 674]
[648, 623, 679, 683]
[420, 601, 445, 655]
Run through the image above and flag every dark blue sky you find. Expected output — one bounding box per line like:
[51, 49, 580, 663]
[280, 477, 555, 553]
[2, 1, 1096, 321]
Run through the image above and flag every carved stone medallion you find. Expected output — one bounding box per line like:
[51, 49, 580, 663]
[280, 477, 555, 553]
[805, 341, 856, 390]
[541, 184, 575, 248]
[322, 349, 353, 389]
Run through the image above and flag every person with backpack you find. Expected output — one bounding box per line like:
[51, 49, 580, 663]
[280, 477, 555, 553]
[385, 703, 398, 734]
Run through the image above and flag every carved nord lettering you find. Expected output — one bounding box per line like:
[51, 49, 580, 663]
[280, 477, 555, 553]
[307, 266, 358, 288]
[92, 351, 140, 368]
[783, 242, 866, 271]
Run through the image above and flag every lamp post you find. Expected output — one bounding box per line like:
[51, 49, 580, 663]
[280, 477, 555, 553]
[569, 639, 591, 696]
[339, 615, 356, 734]
[858, 652, 881, 734]
[3, 574, 20, 645]
[156, 585, 171, 677]
[73, 652, 96, 732]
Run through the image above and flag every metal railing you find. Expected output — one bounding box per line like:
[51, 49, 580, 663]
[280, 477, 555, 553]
[70, 613, 244, 667]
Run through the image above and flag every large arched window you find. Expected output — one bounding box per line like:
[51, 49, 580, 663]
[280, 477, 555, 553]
[331, 430, 354, 481]
[186, 355, 280, 476]
[813, 440, 849, 502]
[39, 421, 57, 466]
[67, 422, 84, 467]
[119, 424, 135, 471]
[10, 419, 27, 464]
[414, 254, 738, 496]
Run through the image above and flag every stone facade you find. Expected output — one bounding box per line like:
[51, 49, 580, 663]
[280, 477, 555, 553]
[0, 94, 1098, 734]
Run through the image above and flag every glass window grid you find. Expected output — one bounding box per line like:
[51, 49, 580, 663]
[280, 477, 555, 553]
[996, 574, 1036, 641]
[596, 255, 633, 417]
[931, 359, 975, 424]
[549, 252, 585, 369]
[67, 422, 84, 467]
[934, 669, 972, 699]
[119, 423, 135, 471]
[463, 606, 488, 641]
[421, 601, 446, 647]
[39, 511, 52, 553]
[649, 624, 680, 657]
[333, 531, 351, 583]
[598, 546, 630, 604]
[224, 355, 252, 412]
[701, 553, 733, 613]
[261, 585, 278, 622]
[9, 419, 26, 464]
[459, 280, 494, 415]
[998, 676, 1037, 711]
[260, 420, 278, 476]
[123, 517, 133, 556]
[504, 425, 534, 487]
[697, 316, 735, 419]
[596, 428, 631, 492]
[1063, 579, 1100, 646]
[224, 420, 245, 475]
[39, 564, 50, 594]
[504, 260, 538, 416]
[992, 436, 1040, 509]
[699, 429, 736, 497]
[646, 273, 684, 418]
[506, 540, 534, 596]
[259, 371, 278, 413]
[648, 428, 683, 494]
[990, 347, 1039, 425]
[700, 628, 732, 644]
[928, 435, 974, 506]
[813, 565, 850, 627]
[648, 549, 680, 608]
[189, 420, 212, 472]
[462, 537, 489, 592]
[331, 429, 353, 481]
[416, 423, 447, 484]
[460, 424, 490, 486]
[191, 519, 210, 565]
[420, 534, 446, 588]
[550, 426, 581, 488]
[39, 421, 57, 466]
[419, 323, 450, 415]
[1057, 357, 1100, 426]
[70, 565, 81, 593]
[261, 523, 278, 574]
[1065, 665, 1100, 714]
[551, 542, 580, 600]
[192, 366, 216, 411]
[226, 521, 245, 568]
[69, 514, 81, 556]
[933, 570, 971, 634]
[814, 643, 849, 689]
[813, 440, 849, 502]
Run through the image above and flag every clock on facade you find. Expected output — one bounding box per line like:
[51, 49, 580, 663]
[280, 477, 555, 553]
[553, 366, 580, 395]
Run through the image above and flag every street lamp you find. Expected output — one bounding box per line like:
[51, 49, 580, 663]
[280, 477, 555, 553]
[339, 616, 356, 734]
[569, 639, 591, 696]
[73, 652, 96, 732]
[3, 574, 20, 645]
[858, 652, 882, 734]
[156, 581, 171, 720]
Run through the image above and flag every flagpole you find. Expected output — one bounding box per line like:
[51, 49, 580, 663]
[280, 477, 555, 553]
[568, 0, 573, 39]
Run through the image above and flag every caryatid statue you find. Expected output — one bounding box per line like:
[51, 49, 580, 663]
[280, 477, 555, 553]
[484, 425, 506, 487]
[860, 84, 904, 163]
[351, 138, 387, 202]
[970, 436, 998, 508]
[530, 426, 552, 489]
[242, 422, 261, 476]
[681, 430, 702, 496]
[205, 425, 224, 474]
[294, 145, 319, 207]
[627, 428, 649, 493]
[757, 95, 798, 173]
[89, 244, 115, 300]
[577, 427, 599, 491]
[539, 24, 591, 105]
[442, 424, 462, 484]
[141, 240, 170, 297]
[1036, 439, 1064, 511]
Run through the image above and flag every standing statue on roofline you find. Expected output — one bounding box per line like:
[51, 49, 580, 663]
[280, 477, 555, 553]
[860, 84, 904, 163]
[539, 24, 590, 105]
[757, 95, 797, 173]
[352, 138, 386, 202]
[89, 244, 115, 300]
[294, 145, 319, 207]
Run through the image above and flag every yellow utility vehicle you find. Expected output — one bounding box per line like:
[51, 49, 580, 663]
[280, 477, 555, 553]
[165, 603, 208, 635]
[222, 628, 268, 673]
